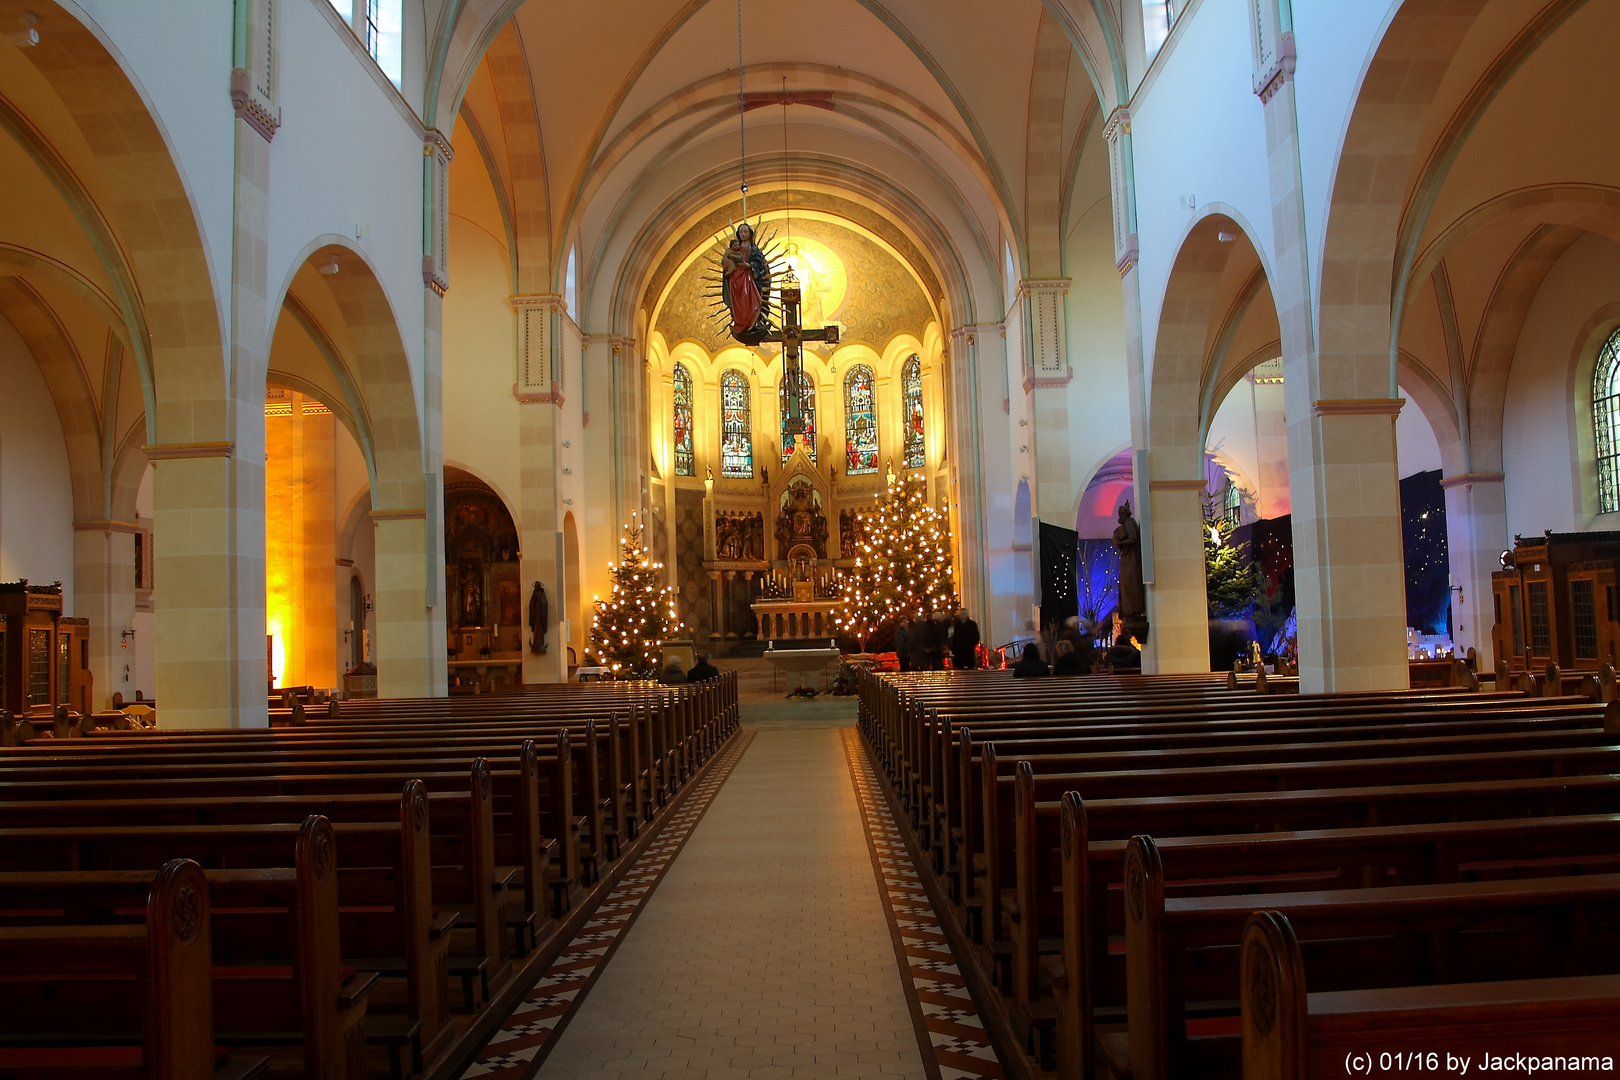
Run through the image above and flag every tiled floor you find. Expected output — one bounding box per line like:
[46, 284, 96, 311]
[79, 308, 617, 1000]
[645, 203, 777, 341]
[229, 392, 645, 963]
[454, 719, 1005, 1080]
[535, 723, 928, 1080]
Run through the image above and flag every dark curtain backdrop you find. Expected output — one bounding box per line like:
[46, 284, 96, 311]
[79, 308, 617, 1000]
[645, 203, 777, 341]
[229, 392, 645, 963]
[1401, 469, 1450, 635]
[1039, 520, 1079, 625]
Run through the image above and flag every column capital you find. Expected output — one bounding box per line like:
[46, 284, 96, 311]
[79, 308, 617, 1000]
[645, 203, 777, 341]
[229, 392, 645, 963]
[1253, 30, 1297, 103]
[1312, 398, 1403, 417]
[143, 441, 235, 460]
[1440, 472, 1506, 489]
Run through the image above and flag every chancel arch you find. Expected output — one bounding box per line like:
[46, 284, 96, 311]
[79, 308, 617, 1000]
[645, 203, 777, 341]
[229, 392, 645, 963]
[643, 207, 949, 648]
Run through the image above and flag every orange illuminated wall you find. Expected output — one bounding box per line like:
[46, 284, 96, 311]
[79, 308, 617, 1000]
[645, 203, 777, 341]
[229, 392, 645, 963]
[265, 391, 338, 689]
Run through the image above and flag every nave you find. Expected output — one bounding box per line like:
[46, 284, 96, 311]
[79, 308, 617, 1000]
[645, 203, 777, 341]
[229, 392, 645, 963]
[5, 666, 1620, 1080]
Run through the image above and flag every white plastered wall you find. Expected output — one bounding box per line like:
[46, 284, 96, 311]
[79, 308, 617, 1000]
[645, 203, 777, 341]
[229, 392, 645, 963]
[1502, 233, 1620, 537]
[0, 313, 75, 609]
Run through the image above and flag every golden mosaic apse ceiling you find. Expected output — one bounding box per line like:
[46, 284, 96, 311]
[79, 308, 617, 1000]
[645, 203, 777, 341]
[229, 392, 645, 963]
[652, 216, 935, 355]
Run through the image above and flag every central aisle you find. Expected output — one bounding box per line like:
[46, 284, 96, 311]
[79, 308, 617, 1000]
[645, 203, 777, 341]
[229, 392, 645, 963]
[538, 724, 927, 1079]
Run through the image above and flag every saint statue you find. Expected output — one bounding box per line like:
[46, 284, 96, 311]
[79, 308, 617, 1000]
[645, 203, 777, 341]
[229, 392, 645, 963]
[528, 581, 549, 655]
[460, 571, 483, 627]
[721, 223, 771, 343]
[1113, 502, 1145, 618]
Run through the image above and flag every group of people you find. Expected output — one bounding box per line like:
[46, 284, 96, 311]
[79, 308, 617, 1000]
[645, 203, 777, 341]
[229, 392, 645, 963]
[659, 652, 721, 685]
[893, 609, 981, 672]
[1011, 611, 1137, 678]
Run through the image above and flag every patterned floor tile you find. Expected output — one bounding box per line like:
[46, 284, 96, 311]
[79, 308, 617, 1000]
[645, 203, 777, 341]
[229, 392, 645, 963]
[840, 728, 1008, 1080]
[454, 730, 757, 1078]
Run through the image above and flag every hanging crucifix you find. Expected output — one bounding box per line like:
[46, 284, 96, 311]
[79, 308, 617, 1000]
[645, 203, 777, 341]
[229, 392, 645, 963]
[770, 269, 838, 437]
[710, 1, 840, 441]
[709, 227, 840, 438]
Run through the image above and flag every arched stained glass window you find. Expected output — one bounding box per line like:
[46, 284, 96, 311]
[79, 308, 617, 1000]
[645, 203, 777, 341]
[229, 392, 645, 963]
[1596, 329, 1620, 513]
[902, 354, 925, 469]
[780, 367, 817, 464]
[672, 363, 694, 477]
[844, 365, 879, 475]
[720, 370, 754, 478]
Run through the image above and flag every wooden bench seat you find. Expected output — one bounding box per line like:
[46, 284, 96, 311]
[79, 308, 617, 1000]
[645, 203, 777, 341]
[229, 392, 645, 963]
[0, 859, 269, 1080]
[0, 816, 370, 1080]
[1045, 803, 1620, 1080]
[1113, 843, 1620, 1080]
[1240, 911, 1620, 1080]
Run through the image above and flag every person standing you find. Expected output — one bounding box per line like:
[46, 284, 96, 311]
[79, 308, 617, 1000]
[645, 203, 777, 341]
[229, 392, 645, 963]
[911, 614, 936, 672]
[950, 608, 981, 670]
[894, 618, 914, 672]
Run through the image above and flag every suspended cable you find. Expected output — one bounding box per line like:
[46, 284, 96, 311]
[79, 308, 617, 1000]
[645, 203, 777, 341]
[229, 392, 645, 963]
[737, 0, 747, 217]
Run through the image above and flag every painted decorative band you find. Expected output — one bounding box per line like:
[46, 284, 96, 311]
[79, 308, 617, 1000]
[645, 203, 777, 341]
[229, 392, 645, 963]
[1148, 479, 1207, 491]
[142, 441, 235, 460]
[370, 508, 428, 521]
[1313, 398, 1404, 416]
[1440, 472, 1506, 489]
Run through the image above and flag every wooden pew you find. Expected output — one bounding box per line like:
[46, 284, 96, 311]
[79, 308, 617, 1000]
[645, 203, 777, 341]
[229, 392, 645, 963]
[0, 784, 454, 1064]
[989, 734, 1620, 976]
[1240, 911, 1620, 1080]
[0, 858, 268, 1080]
[1117, 853, 1620, 1080]
[1050, 799, 1620, 1080]
[0, 817, 371, 1080]
[0, 731, 580, 928]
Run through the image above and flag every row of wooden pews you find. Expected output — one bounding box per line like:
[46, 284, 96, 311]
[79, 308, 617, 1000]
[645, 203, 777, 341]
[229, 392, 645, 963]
[857, 667, 1620, 1080]
[0, 674, 738, 1080]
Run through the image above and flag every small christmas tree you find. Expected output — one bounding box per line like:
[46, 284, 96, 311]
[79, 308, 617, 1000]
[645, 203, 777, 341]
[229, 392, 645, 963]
[588, 513, 682, 678]
[1204, 504, 1259, 618]
[834, 470, 958, 649]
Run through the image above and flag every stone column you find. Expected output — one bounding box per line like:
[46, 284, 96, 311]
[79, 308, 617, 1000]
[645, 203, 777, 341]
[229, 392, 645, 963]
[1441, 473, 1506, 667]
[145, 84, 273, 728]
[513, 294, 567, 684]
[372, 509, 436, 697]
[1020, 279, 1076, 515]
[1145, 479, 1211, 671]
[1255, 12, 1408, 691]
[72, 524, 136, 711]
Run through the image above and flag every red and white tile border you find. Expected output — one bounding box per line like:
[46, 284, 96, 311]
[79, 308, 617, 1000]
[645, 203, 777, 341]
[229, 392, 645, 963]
[455, 730, 758, 1080]
[841, 728, 1007, 1080]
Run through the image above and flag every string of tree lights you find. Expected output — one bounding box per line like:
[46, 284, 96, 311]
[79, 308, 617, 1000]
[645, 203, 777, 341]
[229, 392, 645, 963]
[587, 513, 683, 677]
[834, 470, 957, 649]
[1203, 500, 1259, 619]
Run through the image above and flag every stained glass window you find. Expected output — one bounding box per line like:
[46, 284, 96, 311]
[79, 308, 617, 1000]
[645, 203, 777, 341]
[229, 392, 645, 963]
[844, 365, 879, 475]
[720, 370, 754, 478]
[780, 367, 817, 464]
[1595, 328, 1620, 513]
[672, 363, 694, 477]
[902, 354, 925, 469]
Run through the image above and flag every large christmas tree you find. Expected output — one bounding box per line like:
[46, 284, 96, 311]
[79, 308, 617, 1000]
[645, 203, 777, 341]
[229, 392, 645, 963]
[588, 514, 682, 678]
[834, 471, 958, 648]
[1204, 506, 1259, 618]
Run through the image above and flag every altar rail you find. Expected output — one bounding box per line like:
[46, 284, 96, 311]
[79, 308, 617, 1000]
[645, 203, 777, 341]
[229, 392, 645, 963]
[751, 600, 840, 641]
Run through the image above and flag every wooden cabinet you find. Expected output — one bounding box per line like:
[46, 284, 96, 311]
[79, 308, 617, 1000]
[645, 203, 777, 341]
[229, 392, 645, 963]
[1492, 533, 1620, 673]
[0, 581, 90, 715]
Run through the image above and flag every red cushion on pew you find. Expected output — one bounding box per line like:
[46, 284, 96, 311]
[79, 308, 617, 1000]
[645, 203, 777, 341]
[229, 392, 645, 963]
[211, 965, 357, 980]
[0, 1046, 232, 1067]
[1185, 1016, 1242, 1038]
[0, 1047, 142, 1068]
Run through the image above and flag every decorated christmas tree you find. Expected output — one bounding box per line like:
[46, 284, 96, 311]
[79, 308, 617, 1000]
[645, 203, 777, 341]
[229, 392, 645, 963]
[834, 470, 958, 649]
[588, 513, 682, 677]
[1204, 504, 1259, 618]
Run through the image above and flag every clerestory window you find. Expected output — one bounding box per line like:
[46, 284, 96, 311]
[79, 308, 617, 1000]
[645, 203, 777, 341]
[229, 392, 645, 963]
[1594, 328, 1620, 513]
